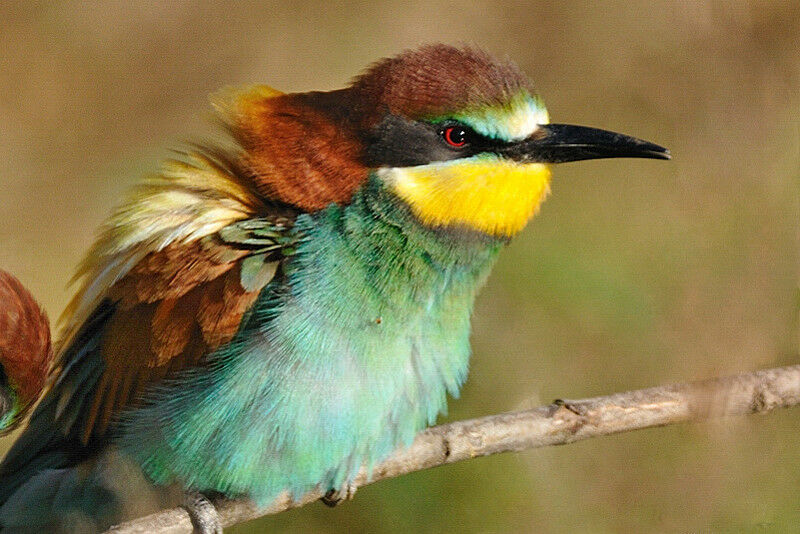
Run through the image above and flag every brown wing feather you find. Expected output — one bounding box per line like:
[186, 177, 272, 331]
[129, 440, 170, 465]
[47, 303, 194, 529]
[0, 271, 51, 403]
[0, 271, 52, 422]
[79, 237, 279, 442]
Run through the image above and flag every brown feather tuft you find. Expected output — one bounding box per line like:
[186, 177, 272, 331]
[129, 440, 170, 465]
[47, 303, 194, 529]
[0, 271, 52, 407]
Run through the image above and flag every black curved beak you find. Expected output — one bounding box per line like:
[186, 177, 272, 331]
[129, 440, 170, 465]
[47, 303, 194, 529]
[500, 123, 671, 163]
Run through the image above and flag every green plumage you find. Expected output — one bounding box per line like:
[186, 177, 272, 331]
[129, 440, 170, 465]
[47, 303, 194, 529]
[120, 176, 502, 503]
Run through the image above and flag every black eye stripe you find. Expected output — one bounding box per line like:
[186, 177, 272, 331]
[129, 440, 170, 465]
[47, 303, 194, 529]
[364, 114, 508, 168]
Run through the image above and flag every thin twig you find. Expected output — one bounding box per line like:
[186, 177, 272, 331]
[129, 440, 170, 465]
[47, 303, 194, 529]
[107, 364, 800, 534]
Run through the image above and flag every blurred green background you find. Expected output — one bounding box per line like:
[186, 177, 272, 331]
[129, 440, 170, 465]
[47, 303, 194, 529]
[1, 1, 798, 532]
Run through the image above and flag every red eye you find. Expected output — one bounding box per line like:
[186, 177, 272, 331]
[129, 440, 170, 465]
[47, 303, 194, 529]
[443, 126, 468, 148]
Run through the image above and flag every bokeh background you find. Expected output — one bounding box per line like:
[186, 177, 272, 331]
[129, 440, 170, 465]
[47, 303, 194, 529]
[1, 1, 798, 532]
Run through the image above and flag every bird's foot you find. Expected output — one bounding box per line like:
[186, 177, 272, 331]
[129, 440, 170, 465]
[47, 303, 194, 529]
[182, 491, 222, 534]
[320, 481, 358, 507]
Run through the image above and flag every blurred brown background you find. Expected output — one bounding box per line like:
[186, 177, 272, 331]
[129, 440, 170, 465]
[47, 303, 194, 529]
[1, 1, 798, 532]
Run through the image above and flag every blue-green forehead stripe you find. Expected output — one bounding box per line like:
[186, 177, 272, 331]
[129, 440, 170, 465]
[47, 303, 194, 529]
[430, 92, 549, 142]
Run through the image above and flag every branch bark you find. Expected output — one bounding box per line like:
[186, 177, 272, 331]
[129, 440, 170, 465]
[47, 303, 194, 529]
[107, 364, 800, 534]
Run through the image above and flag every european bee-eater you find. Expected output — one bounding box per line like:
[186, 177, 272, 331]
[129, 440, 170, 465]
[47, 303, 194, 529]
[0, 44, 668, 532]
[0, 271, 51, 436]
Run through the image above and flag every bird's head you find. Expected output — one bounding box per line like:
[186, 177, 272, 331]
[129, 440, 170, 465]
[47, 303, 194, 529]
[218, 44, 669, 238]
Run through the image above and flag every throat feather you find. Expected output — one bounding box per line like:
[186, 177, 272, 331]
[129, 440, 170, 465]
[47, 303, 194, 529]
[386, 157, 552, 237]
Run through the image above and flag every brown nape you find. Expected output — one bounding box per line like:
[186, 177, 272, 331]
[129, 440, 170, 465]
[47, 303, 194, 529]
[351, 43, 534, 122]
[0, 271, 51, 406]
[229, 89, 369, 211]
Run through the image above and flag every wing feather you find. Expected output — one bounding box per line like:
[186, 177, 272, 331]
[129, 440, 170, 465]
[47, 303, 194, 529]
[0, 98, 302, 498]
[74, 218, 293, 442]
[10, 149, 297, 453]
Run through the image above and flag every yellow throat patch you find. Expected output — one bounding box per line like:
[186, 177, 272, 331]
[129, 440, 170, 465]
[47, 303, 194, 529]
[388, 156, 552, 237]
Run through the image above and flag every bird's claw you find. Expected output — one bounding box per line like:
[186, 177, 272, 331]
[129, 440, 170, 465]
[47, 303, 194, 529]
[182, 491, 222, 534]
[321, 481, 358, 507]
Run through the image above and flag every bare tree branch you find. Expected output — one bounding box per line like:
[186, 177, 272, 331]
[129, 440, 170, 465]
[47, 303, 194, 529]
[107, 364, 800, 534]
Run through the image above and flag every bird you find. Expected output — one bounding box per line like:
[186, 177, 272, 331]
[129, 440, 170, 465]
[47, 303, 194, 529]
[0, 270, 52, 436]
[0, 44, 669, 532]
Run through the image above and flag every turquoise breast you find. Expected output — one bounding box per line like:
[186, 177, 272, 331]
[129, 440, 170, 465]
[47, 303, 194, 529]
[121, 178, 503, 505]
